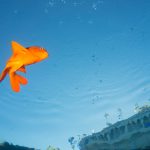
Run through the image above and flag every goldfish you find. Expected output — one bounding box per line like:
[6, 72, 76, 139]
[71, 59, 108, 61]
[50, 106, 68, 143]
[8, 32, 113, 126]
[0, 41, 48, 92]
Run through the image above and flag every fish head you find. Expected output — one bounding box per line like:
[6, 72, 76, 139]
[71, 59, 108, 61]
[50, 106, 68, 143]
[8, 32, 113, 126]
[27, 46, 49, 62]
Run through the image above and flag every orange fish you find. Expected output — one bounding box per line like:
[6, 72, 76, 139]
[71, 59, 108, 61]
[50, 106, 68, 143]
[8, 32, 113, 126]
[0, 41, 48, 92]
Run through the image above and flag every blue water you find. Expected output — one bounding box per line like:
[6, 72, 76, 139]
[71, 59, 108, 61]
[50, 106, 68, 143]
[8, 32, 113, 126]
[0, 0, 150, 149]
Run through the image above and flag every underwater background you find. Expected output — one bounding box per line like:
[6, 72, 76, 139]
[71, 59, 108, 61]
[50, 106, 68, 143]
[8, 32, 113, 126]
[0, 0, 150, 149]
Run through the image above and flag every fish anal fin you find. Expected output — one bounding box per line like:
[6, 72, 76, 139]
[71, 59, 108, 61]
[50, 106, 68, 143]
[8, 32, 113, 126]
[11, 41, 28, 55]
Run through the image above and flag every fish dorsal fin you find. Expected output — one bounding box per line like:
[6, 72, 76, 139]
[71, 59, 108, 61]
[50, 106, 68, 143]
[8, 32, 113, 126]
[11, 41, 28, 54]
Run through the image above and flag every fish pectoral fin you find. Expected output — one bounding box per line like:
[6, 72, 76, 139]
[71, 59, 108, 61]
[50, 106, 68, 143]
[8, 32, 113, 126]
[16, 74, 28, 85]
[18, 66, 26, 73]
[0, 68, 9, 82]
[9, 73, 20, 92]
[11, 41, 28, 55]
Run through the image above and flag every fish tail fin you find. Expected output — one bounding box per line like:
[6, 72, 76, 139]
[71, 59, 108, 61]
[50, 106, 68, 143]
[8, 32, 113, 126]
[9, 73, 28, 92]
[15, 74, 28, 85]
[0, 68, 9, 82]
[9, 73, 20, 92]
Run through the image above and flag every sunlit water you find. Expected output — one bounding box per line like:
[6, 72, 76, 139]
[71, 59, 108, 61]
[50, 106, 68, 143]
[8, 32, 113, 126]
[0, 0, 150, 150]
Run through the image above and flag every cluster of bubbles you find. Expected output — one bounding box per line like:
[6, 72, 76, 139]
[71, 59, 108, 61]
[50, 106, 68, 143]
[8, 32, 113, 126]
[92, 95, 102, 104]
[13, 0, 104, 26]
[104, 108, 123, 126]
[45, 0, 104, 12]
[105, 102, 150, 127]
[92, 0, 104, 10]
[68, 103, 150, 149]
[68, 134, 87, 150]
[46, 145, 60, 150]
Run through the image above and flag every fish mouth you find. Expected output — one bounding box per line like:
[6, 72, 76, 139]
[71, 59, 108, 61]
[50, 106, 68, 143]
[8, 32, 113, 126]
[42, 51, 49, 60]
[46, 50, 49, 57]
[45, 52, 49, 58]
